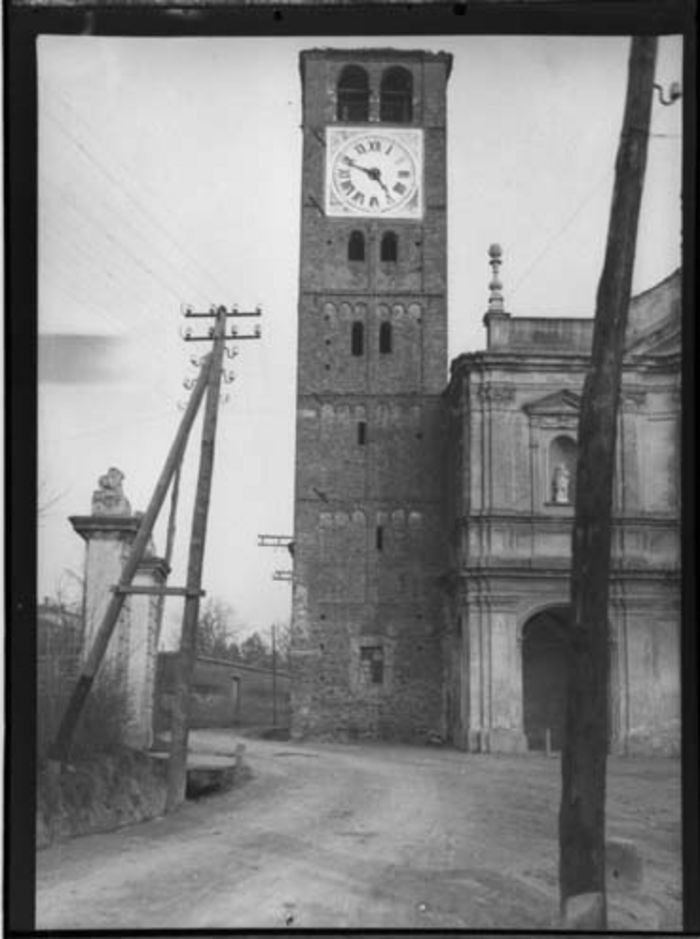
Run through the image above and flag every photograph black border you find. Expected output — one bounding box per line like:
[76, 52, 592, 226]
[5, 0, 697, 934]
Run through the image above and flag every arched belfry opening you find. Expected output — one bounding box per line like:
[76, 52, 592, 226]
[380, 66, 413, 123]
[337, 66, 370, 122]
[522, 606, 571, 751]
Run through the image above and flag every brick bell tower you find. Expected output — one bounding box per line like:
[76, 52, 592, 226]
[290, 48, 452, 741]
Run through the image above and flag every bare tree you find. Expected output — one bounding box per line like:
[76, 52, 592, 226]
[196, 598, 243, 660]
[38, 481, 71, 523]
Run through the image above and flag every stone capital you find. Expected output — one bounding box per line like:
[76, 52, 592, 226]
[70, 515, 142, 542]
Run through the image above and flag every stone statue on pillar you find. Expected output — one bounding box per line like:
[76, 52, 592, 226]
[91, 467, 132, 516]
[71, 468, 169, 750]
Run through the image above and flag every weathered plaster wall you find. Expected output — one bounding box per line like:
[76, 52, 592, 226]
[445, 271, 681, 755]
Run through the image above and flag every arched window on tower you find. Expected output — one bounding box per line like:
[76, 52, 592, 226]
[351, 321, 364, 356]
[348, 231, 365, 262]
[380, 232, 398, 262]
[337, 66, 370, 122]
[380, 66, 413, 123]
[379, 321, 392, 354]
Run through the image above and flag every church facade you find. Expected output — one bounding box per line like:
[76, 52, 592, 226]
[289, 47, 681, 756]
[443, 260, 680, 756]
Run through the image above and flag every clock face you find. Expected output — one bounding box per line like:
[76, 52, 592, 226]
[325, 127, 423, 219]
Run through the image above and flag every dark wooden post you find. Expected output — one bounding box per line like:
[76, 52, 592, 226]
[48, 355, 213, 763]
[559, 36, 658, 925]
[165, 307, 228, 813]
[272, 624, 278, 727]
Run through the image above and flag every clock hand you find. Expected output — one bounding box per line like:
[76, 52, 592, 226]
[348, 159, 391, 191]
[344, 157, 392, 198]
[367, 167, 391, 196]
[344, 157, 375, 179]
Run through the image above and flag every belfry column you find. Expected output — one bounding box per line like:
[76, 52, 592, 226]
[70, 468, 168, 749]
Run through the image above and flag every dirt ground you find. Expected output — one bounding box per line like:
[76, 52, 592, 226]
[35, 731, 682, 930]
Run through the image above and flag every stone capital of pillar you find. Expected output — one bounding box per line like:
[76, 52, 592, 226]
[70, 514, 142, 542]
[70, 515, 165, 571]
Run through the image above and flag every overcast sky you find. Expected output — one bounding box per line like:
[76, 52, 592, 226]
[37, 34, 683, 646]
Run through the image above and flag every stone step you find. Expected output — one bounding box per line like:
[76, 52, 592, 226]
[148, 746, 244, 797]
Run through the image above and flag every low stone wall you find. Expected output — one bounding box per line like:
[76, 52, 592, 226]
[36, 750, 168, 850]
[154, 653, 291, 732]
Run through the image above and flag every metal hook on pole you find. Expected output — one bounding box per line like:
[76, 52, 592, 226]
[653, 81, 681, 106]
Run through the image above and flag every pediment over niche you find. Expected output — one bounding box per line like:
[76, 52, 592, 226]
[523, 389, 581, 417]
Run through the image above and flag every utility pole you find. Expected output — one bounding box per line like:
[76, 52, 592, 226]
[271, 623, 278, 727]
[48, 355, 213, 763]
[559, 37, 663, 926]
[258, 533, 294, 584]
[153, 463, 182, 650]
[165, 304, 262, 812]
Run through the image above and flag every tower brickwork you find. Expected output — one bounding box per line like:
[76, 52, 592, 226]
[290, 49, 452, 740]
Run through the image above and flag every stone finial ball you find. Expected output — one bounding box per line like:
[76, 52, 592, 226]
[488, 243, 502, 259]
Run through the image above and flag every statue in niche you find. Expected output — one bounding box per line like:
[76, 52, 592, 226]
[92, 467, 132, 516]
[552, 464, 571, 504]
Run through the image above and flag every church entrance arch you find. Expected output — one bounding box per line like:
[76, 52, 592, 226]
[522, 606, 571, 751]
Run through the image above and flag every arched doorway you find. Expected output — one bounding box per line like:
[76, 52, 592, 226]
[522, 606, 571, 751]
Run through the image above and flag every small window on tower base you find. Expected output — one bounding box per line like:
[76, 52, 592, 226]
[360, 645, 384, 685]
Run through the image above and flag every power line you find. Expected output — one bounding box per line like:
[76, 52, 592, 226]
[40, 150, 216, 313]
[40, 208, 185, 345]
[40, 173, 190, 309]
[39, 88, 235, 303]
[41, 406, 186, 445]
[509, 167, 613, 300]
[39, 263, 183, 407]
[39, 250, 179, 377]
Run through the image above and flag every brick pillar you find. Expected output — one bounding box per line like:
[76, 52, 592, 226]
[70, 468, 168, 750]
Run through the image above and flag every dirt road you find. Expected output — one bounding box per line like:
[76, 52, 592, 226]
[36, 733, 682, 930]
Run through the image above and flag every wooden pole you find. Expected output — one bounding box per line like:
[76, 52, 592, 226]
[272, 624, 278, 727]
[153, 463, 182, 650]
[49, 354, 213, 762]
[559, 36, 658, 925]
[165, 307, 227, 812]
